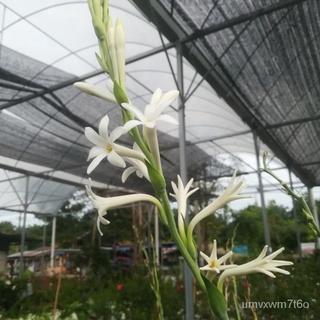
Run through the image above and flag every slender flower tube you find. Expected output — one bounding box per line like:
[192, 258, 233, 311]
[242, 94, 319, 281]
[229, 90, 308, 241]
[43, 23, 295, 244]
[86, 179, 166, 235]
[74, 82, 117, 104]
[187, 171, 251, 242]
[199, 240, 237, 282]
[217, 246, 293, 291]
[85, 115, 145, 174]
[170, 176, 199, 244]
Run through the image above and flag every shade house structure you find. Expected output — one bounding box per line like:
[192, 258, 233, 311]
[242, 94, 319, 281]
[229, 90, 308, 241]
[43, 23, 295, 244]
[1, 0, 320, 317]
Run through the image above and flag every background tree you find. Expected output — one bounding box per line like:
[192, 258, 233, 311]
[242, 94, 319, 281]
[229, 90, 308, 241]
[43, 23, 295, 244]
[0, 221, 16, 233]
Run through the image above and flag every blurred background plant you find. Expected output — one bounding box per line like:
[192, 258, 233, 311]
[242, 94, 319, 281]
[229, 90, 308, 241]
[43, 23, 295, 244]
[1, 248, 319, 319]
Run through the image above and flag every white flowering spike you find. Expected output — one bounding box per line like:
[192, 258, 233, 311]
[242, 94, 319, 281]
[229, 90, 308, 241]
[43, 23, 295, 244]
[74, 82, 117, 104]
[187, 171, 251, 241]
[217, 246, 293, 291]
[170, 176, 198, 244]
[122, 88, 179, 130]
[200, 240, 237, 281]
[85, 115, 145, 174]
[86, 179, 165, 235]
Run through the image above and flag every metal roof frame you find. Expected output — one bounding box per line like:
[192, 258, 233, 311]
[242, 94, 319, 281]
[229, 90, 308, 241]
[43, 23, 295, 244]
[132, 0, 319, 187]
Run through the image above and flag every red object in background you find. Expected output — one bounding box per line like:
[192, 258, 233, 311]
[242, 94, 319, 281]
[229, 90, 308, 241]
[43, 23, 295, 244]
[117, 284, 124, 291]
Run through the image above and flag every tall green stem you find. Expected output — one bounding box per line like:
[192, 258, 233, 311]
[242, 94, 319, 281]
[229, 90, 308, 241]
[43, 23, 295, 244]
[159, 190, 206, 294]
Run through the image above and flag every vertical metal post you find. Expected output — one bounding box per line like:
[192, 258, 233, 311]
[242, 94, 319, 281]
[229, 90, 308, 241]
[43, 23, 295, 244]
[308, 188, 320, 249]
[288, 169, 302, 259]
[176, 41, 194, 320]
[253, 131, 272, 251]
[50, 215, 57, 274]
[41, 217, 47, 276]
[19, 175, 29, 277]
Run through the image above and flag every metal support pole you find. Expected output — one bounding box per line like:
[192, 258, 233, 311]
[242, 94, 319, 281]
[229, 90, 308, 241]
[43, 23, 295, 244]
[288, 169, 302, 259]
[177, 41, 194, 320]
[41, 217, 47, 276]
[308, 188, 320, 249]
[19, 175, 29, 277]
[50, 215, 57, 275]
[253, 131, 271, 251]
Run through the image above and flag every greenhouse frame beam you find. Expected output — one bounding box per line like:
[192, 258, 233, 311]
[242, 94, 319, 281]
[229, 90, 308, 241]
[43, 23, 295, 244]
[133, 0, 306, 44]
[1, 0, 305, 112]
[0, 44, 171, 111]
[133, 0, 314, 187]
[0, 163, 83, 188]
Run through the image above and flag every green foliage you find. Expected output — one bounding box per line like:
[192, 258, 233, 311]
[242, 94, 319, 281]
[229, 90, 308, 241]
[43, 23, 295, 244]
[0, 277, 29, 315]
[228, 205, 265, 253]
[1, 251, 320, 319]
[1, 270, 186, 319]
[227, 200, 316, 254]
[0, 221, 16, 233]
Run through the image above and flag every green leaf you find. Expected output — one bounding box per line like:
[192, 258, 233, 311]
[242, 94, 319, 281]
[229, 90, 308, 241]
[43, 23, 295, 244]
[201, 274, 229, 320]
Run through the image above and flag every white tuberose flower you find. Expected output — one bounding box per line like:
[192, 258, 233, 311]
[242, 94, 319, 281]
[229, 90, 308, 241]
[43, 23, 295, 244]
[86, 180, 164, 235]
[85, 115, 145, 174]
[187, 171, 251, 241]
[170, 176, 198, 244]
[217, 246, 293, 290]
[85, 115, 125, 174]
[122, 88, 179, 171]
[200, 240, 237, 281]
[122, 88, 179, 130]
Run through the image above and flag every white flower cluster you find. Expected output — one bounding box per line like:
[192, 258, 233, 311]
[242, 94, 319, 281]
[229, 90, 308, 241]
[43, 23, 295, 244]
[199, 240, 293, 290]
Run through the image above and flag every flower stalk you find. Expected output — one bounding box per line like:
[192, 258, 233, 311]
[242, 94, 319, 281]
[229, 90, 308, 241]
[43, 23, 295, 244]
[76, 2, 294, 319]
[260, 151, 320, 237]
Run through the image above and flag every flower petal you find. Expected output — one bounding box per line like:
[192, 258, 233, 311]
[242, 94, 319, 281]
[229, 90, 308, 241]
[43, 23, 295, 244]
[199, 251, 212, 265]
[123, 120, 142, 132]
[110, 126, 125, 142]
[157, 114, 179, 125]
[87, 153, 108, 174]
[122, 167, 137, 183]
[159, 90, 179, 105]
[85, 127, 105, 147]
[87, 146, 107, 160]
[150, 88, 162, 104]
[99, 115, 110, 140]
[108, 150, 126, 168]
[97, 215, 110, 236]
[122, 103, 145, 121]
